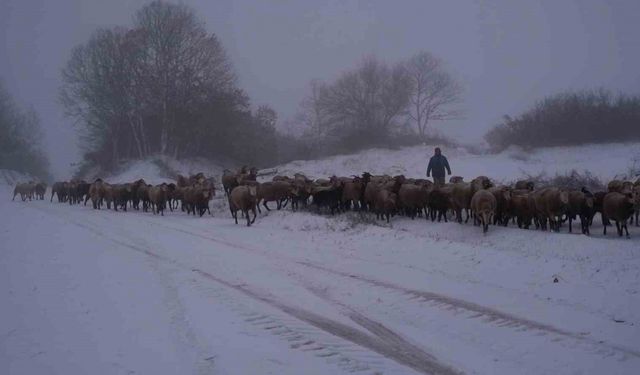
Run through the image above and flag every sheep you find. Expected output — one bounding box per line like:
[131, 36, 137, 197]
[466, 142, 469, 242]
[341, 173, 370, 210]
[290, 181, 312, 211]
[183, 185, 212, 217]
[222, 170, 239, 196]
[176, 174, 189, 188]
[111, 184, 133, 212]
[449, 176, 464, 183]
[229, 185, 258, 226]
[515, 180, 535, 191]
[602, 192, 635, 237]
[34, 182, 47, 200]
[374, 189, 397, 223]
[137, 184, 151, 212]
[509, 192, 535, 229]
[607, 180, 633, 195]
[257, 181, 296, 212]
[88, 179, 105, 209]
[129, 179, 146, 210]
[450, 182, 472, 223]
[398, 183, 430, 219]
[148, 184, 168, 216]
[12, 183, 32, 201]
[470, 189, 497, 233]
[533, 187, 569, 232]
[488, 186, 512, 226]
[567, 190, 594, 235]
[50, 181, 67, 202]
[428, 184, 453, 222]
[633, 185, 640, 226]
[363, 175, 403, 211]
[311, 183, 344, 215]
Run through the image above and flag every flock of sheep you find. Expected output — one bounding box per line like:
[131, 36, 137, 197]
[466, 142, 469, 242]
[11, 166, 640, 237]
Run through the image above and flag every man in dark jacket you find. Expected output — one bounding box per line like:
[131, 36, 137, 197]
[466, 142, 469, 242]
[426, 147, 451, 185]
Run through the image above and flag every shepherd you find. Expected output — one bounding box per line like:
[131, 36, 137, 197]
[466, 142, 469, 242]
[426, 147, 451, 186]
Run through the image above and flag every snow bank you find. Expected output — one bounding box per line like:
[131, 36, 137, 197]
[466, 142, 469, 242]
[272, 142, 640, 182]
[80, 142, 640, 186]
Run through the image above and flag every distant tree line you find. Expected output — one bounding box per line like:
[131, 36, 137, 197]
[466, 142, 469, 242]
[292, 52, 462, 156]
[0, 81, 50, 180]
[485, 89, 640, 152]
[61, 1, 463, 170]
[61, 1, 278, 169]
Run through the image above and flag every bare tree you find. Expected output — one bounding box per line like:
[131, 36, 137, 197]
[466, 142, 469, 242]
[133, 1, 236, 157]
[61, 1, 250, 168]
[318, 55, 412, 148]
[405, 51, 462, 140]
[297, 79, 328, 138]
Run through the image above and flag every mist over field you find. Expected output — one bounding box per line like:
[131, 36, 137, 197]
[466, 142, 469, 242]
[2, 2, 640, 374]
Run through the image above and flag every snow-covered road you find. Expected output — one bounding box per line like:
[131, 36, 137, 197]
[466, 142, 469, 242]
[2, 192, 640, 374]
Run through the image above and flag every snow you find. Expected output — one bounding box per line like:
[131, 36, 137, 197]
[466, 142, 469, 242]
[274, 142, 640, 182]
[2, 142, 640, 374]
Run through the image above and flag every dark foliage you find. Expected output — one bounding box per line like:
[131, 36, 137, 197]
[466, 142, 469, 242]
[485, 89, 640, 152]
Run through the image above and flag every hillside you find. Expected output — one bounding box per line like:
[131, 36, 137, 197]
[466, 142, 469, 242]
[93, 142, 640, 186]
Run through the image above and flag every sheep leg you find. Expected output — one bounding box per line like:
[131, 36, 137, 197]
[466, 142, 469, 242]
[231, 209, 238, 224]
[624, 222, 630, 238]
[250, 206, 257, 224]
[569, 218, 573, 233]
[263, 201, 271, 211]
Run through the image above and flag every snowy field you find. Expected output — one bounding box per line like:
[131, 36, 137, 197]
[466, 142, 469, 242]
[2, 143, 640, 374]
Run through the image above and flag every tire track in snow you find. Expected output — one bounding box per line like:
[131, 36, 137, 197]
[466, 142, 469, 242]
[26, 203, 459, 375]
[297, 261, 640, 360]
[192, 268, 461, 375]
[114, 213, 640, 362]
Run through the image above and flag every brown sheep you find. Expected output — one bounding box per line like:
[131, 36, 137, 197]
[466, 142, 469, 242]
[111, 184, 133, 212]
[509, 193, 535, 229]
[515, 180, 535, 191]
[34, 182, 47, 200]
[229, 185, 258, 226]
[533, 188, 569, 232]
[488, 186, 512, 226]
[374, 189, 397, 223]
[183, 185, 212, 217]
[12, 183, 32, 201]
[257, 181, 296, 212]
[450, 182, 474, 224]
[363, 175, 403, 211]
[428, 184, 453, 222]
[398, 183, 430, 219]
[341, 173, 371, 210]
[148, 184, 168, 216]
[633, 185, 640, 226]
[222, 170, 239, 196]
[602, 192, 634, 237]
[50, 181, 67, 202]
[470, 189, 497, 233]
[567, 190, 594, 235]
[607, 180, 633, 195]
[176, 174, 189, 188]
[88, 179, 106, 209]
[471, 176, 493, 190]
[449, 176, 464, 183]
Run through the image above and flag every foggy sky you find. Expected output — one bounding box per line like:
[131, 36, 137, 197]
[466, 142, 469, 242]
[2, 0, 639, 178]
